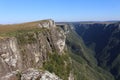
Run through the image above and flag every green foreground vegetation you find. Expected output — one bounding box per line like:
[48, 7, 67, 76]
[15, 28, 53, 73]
[43, 52, 71, 80]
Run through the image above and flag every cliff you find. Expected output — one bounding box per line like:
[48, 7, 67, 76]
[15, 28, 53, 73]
[57, 23, 115, 80]
[70, 22, 120, 80]
[0, 20, 71, 80]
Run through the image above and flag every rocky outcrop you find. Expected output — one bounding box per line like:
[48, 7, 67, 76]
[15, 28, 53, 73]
[38, 19, 56, 28]
[0, 20, 66, 79]
[1, 68, 62, 80]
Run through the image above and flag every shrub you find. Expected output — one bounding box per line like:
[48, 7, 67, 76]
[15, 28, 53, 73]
[43, 52, 71, 80]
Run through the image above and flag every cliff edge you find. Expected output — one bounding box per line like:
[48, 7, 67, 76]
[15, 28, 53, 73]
[0, 19, 72, 80]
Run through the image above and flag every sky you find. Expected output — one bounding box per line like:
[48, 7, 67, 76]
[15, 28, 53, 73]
[0, 0, 120, 24]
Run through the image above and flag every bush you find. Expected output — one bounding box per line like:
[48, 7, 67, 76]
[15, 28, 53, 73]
[43, 52, 71, 80]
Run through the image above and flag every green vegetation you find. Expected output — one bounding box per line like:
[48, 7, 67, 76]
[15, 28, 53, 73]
[66, 25, 97, 66]
[15, 30, 38, 45]
[0, 20, 43, 33]
[72, 22, 120, 80]
[0, 27, 42, 36]
[0, 20, 49, 37]
[64, 24, 115, 80]
[43, 52, 71, 80]
[69, 47, 115, 80]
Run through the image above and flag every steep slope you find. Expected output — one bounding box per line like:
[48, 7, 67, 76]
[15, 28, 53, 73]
[0, 20, 71, 80]
[71, 22, 120, 80]
[57, 23, 115, 80]
[0, 19, 118, 80]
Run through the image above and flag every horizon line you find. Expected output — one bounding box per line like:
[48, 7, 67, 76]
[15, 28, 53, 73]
[0, 19, 120, 25]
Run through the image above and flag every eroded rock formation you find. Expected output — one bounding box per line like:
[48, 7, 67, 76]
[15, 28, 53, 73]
[0, 19, 68, 80]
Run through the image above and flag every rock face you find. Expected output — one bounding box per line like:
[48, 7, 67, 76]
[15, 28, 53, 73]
[71, 22, 120, 80]
[58, 23, 115, 80]
[0, 20, 66, 79]
[38, 19, 56, 28]
[40, 71, 62, 80]
[1, 68, 62, 80]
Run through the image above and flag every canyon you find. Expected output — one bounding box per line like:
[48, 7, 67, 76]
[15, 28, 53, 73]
[0, 20, 120, 80]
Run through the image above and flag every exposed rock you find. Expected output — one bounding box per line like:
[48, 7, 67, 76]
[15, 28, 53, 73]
[1, 70, 20, 80]
[38, 19, 55, 29]
[1, 68, 62, 80]
[0, 38, 19, 68]
[21, 68, 42, 80]
[40, 71, 62, 80]
[57, 39, 65, 53]
[0, 19, 67, 79]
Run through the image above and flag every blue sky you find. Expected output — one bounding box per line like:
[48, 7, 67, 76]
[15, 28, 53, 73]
[0, 0, 120, 24]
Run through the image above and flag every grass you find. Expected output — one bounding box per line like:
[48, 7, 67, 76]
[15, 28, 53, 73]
[0, 20, 51, 37]
[0, 19, 50, 32]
